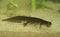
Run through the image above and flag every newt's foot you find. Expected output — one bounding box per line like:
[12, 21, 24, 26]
[23, 22, 28, 27]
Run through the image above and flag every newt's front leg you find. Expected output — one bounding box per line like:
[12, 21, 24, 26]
[24, 23, 28, 26]
[23, 21, 29, 27]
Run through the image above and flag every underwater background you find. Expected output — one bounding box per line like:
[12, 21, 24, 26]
[0, 0, 60, 37]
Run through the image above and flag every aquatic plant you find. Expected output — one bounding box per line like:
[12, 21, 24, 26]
[31, 0, 46, 11]
[37, 0, 46, 8]
[7, 0, 18, 10]
[31, 0, 36, 11]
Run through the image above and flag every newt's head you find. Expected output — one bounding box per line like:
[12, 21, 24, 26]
[46, 22, 52, 27]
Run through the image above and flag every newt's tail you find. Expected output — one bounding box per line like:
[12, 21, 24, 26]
[2, 19, 10, 21]
[2, 18, 21, 23]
